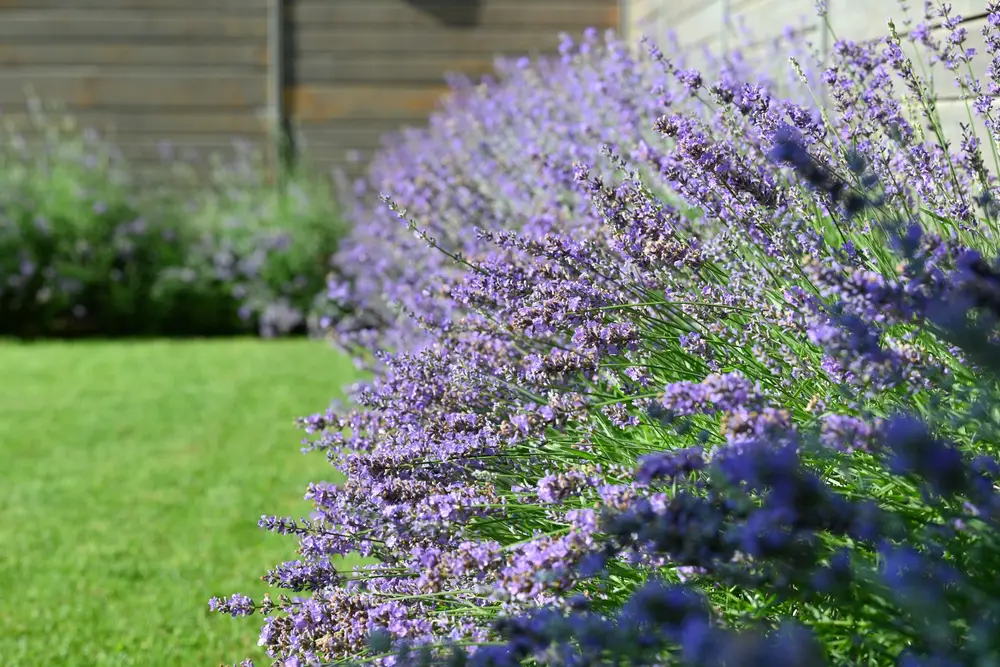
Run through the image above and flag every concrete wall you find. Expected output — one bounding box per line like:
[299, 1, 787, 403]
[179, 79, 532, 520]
[622, 0, 991, 51]
[622, 0, 726, 69]
[621, 0, 994, 144]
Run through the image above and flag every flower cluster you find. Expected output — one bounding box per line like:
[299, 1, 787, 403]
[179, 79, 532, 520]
[375, 401, 1000, 667]
[214, 3, 1000, 666]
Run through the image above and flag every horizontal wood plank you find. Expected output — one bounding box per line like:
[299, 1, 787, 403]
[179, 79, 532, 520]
[92, 132, 270, 149]
[0, 43, 267, 68]
[3, 135, 267, 169]
[109, 139, 266, 164]
[0, 71, 266, 108]
[285, 84, 450, 121]
[290, 121, 429, 143]
[289, 1, 617, 29]
[301, 145, 379, 164]
[295, 120, 423, 144]
[300, 153, 373, 177]
[0, 0, 265, 8]
[0, 12, 266, 40]
[0, 110, 269, 136]
[2, 131, 269, 157]
[130, 164, 288, 192]
[292, 54, 497, 84]
[296, 128, 401, 155]
[289, 27, 593, 55]
[130, 162, 216, 185]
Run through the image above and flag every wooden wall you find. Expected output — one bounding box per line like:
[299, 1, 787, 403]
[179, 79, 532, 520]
[0, 0, 270, 182]
[285, 0, 619, 180]
[0, 0, 618, 185]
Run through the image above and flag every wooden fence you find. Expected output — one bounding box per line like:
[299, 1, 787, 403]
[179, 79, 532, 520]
[0, 0, 618, 183]
[285, 0, 618, 179]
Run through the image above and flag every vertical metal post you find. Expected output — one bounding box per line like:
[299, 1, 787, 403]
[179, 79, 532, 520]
[266, 0, 286, 189]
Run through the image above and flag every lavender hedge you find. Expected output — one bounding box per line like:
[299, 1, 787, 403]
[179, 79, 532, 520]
[0, 104, 344, 338]
[214, 3, 1000, 665]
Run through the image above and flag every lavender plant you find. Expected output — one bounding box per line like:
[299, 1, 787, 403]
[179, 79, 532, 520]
[214, 2, 1000, 665]
[155, 143, 346, 337]
[0, 101, 187, 336]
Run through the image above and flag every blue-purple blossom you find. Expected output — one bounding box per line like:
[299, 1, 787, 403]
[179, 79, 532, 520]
[635, 447, 706, 485]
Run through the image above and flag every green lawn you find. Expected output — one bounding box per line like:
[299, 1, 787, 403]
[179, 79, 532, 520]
[0, 338, 358, 666]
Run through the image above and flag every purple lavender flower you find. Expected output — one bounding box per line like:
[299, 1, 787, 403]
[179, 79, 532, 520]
[536, 470, 593, 504]
[884, 415, 972, 499]
[209, 593, 256, 618]
[635, 446, 706, 485]
[212, 16, 1000, 667]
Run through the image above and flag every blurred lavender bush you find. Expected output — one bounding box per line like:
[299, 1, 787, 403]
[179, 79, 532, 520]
[212, 2, 1000, 666]
[0, 102, 345, 338]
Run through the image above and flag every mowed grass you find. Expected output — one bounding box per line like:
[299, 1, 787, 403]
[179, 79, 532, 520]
[0, 338, 359, 666]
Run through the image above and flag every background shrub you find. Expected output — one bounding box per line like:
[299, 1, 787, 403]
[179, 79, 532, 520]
[0, 102, 346, 338]
[155, 142, 346, 337]
[0, 104, 185, 336]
